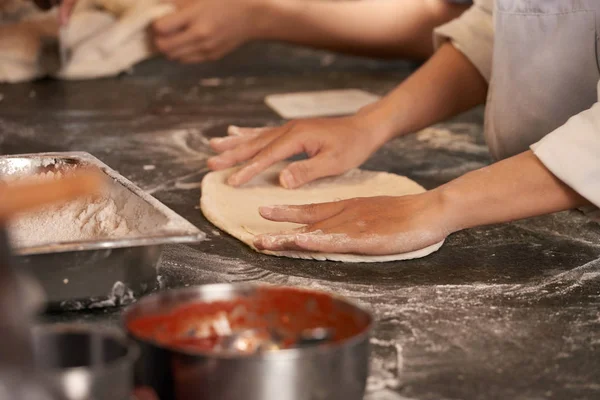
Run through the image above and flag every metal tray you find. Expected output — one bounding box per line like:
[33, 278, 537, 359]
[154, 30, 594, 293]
[1, 152, 205, 311]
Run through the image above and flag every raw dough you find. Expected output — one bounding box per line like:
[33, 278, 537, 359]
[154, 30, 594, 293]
[200, 162, 445, 263]
[0, 0, 173, 82]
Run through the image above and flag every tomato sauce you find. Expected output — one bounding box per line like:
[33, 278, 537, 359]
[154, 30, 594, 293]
[127, 287, 369, 354]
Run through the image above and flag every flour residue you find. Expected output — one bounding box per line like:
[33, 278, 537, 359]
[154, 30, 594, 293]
[416, 125, 488, 155]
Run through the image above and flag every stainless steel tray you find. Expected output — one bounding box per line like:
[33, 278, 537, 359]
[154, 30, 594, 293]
[1, 152, 205, 311]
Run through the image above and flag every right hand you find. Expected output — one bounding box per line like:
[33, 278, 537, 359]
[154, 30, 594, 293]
[207, 115, 388, 189]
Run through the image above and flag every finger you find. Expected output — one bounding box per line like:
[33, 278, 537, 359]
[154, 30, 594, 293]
[226, 130, 305, 187]
[153, 10, 190, 36]
[59, 0, 76, 24]
[253, 228, 352, 253]
[209, 134, 256, 153]
[259, 201, 346, 224]
[228, 125, 272, 137]
[293, 232, 355, 253]
[207, 128, 285, 171]
[154, 29, 198, 56]
[179, 54, 207, 64]
[210, 125, 274, 152]
[278, 155, 338, 189]
[132, 387, 159, 400]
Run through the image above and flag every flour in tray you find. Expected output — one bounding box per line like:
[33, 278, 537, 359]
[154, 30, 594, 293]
[7, 169, 167, 248]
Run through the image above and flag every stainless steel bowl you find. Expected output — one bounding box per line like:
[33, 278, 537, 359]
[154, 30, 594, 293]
[31, 324, 139, 400]
[123, 283, 373, 400]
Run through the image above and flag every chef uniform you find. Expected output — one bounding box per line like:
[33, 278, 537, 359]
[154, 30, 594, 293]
[434, 0, 600, 210]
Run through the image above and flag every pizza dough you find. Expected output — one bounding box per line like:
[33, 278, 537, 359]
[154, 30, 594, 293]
[200, 163, 445, 263]
[0, 0, 173, 82]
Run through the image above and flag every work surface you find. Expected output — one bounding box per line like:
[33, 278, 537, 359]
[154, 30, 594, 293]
[1, 44, 600, 400]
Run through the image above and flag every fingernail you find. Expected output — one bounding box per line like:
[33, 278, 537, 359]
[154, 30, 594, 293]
[207, 156, 222, 167]
[259, 205, 274, 217]
[228, 125, 242, 136]
[296, 234, 310, 244]
[210, 137, 226, 145]
[254, 234, 275, 249]
[227, 173, 241, 186]
[280, 169, 295, 189]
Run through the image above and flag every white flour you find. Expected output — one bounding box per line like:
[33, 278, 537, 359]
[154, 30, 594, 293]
[7, 169, 166, 248]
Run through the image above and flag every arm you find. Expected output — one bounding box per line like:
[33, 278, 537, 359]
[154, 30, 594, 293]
[254, 150, 591, 255]
[152, 0, 469, 63]
[208, 42, 488, 187]
[258, 0, 469, 60]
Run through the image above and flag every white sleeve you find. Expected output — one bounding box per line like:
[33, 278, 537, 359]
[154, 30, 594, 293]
[433, 0, 494, 82]
[531, 81, 600, 210]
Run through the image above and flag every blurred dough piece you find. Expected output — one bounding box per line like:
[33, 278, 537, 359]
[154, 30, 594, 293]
[200, 162, 445, 263]
[0, 0, 174, 82]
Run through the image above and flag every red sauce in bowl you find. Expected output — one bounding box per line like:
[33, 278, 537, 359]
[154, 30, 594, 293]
[127, 287, 369, 354]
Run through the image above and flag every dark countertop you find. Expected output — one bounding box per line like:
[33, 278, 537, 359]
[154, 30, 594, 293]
[1, 43, 600, 400]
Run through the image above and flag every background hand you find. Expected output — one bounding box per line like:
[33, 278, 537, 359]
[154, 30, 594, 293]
[153, 0, 265, 63]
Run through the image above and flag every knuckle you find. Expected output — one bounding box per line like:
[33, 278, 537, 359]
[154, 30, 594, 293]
[206, 52, 220, 61]
[288, 162, 311, 181]
[303, 203, 322, 217]
[193, 26, 211, 39]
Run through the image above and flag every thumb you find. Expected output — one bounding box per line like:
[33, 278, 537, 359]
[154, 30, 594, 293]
[153, 7, 189, 35]
[227, 125, 271, 137]
[279, 155, 338, 189]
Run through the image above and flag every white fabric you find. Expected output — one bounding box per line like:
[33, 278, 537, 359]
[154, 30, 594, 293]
[532, 83, 600, 209]
[0, 0, 173, 82]
[433, 0, 494, 82]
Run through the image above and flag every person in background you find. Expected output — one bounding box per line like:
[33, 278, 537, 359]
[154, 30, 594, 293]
[151, 0, 471, 63]
[206, 0, 600, 257]
[58, 0, 471, 63]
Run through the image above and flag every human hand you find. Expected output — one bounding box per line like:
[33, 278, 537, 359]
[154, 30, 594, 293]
[253, 192, 452, 256]
[207, 114, 389, 189]
[153, 0, 267, 63]
[58, 0, 79, 24]
[132, 387, 159, 400]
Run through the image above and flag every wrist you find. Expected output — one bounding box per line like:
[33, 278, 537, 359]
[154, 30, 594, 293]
[431, 180, 475, 234]
[354, 101, 399, 147]
[251, 0, 299, 40]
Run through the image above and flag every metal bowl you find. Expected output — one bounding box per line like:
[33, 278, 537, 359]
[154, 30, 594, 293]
[31, 324, 139, 400]
[123, 283, 373, 400]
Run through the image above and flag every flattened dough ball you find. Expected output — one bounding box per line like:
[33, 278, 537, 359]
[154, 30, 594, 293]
[200, 162, 445, 263]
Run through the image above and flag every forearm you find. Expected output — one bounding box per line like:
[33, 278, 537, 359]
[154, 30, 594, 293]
[438, 150, 592, 233]
[359, 42, 488, 144]
[256, 0, 468, 59]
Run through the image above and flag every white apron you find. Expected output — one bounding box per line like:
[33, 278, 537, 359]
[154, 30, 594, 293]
[485, 0, 600, 160]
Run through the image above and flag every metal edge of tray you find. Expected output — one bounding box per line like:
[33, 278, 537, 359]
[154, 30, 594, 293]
[1, 151, 206, 256]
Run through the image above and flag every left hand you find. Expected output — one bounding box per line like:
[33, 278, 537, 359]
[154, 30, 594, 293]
[152, 0, 266, 63]
[253, 192, 453, 256]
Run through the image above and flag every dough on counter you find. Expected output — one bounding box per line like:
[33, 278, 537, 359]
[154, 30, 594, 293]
[0, 0, 173, 82]
[200, 162, 445, 263]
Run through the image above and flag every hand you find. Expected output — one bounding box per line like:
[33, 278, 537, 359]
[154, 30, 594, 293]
[253, 192, 452, 255]
[59, 0, 79, 24]
[207, 114, 389, 189]
[153, 0, 267, 63]
[132, 387, 159, 400]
